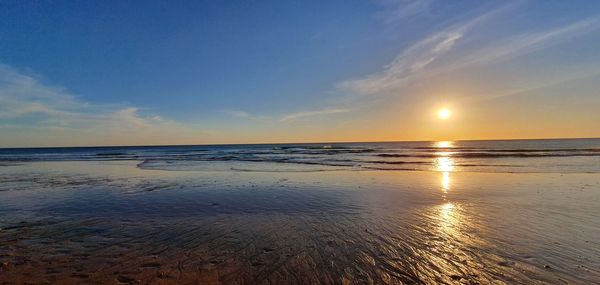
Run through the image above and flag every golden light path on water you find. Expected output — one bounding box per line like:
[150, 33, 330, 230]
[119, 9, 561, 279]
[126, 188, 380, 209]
[434, 141, 459, 236]
[434, 141, 455, 195]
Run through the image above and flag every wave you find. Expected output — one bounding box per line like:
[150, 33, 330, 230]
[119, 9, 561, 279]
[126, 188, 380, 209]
[365, 160, 429, 165]
[2, 150, 599, 162]
[96, 152, 129, 156]
[136, 158, 565, 173]
[410, 148, 600, 153]
[2, 139, 599, 173]
[137, 159, 356, 173]
[377, 152, 600, 158]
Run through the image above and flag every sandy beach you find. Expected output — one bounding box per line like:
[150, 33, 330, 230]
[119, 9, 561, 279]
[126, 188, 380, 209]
[1, 160, 599, 284]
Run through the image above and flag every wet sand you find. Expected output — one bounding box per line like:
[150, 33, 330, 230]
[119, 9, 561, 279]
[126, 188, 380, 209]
[1, 161, 599, 284]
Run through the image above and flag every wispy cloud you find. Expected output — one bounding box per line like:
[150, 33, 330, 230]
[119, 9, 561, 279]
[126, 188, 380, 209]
[338, 6, 600, 98]
[219, 109, 273, 122]
[220, 109, 250, 118]
[220, 107, 349, 123]
[280, 108, 349, 122]
[473, 65, 600, 101]
[337, 6, 499, 95]
[378, 0, 435, 23]
[0, 63, 204, 146]
[447, 16, 600, 71]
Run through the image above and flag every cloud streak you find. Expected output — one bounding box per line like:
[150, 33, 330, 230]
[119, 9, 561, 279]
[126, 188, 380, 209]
[280, 108, 349, 122]
[379, 0, 435, 23]
[337, 6, 497, 95]
[221, 107, 350, 123]
[0, 63, 203, 147]
[448, 16, 600, 71]
[0, 60, 352, 147]
[338, 7, 600, 98]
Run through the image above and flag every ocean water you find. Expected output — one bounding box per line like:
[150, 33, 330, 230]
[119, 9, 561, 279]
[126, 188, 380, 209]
[1, 138, 599, 173]
[1, 139, 599, 284]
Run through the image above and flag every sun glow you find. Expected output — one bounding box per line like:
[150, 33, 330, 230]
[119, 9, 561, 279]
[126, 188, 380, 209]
[437, 108, 451, 120]
[435, 141, 453, 148]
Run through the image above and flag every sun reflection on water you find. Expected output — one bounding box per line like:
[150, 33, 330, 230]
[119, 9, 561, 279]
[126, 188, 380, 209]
[438, 201, 459, 236]
[440, 202, 454, 216]
[441, 171, 450, 193]
[432, 142, 463, 241]
[434, 142, 455, 194]
[435, 141, 454, 148]
[435, 156, 455, 173]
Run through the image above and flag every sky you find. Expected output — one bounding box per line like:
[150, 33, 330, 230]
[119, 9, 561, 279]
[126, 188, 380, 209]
[1, 0, 600, 147]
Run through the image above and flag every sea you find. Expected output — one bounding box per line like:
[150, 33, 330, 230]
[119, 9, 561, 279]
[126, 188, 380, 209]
[1, 138, 599, 173]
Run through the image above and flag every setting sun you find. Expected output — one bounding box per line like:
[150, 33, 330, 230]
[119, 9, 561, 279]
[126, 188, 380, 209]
[438, 108, 452, 120]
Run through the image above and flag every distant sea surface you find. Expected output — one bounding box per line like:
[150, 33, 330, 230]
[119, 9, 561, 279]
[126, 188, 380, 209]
[1, 138, 599, 173]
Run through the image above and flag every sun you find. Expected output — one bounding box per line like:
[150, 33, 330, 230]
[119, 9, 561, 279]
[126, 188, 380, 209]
[437, 108, 451, 120]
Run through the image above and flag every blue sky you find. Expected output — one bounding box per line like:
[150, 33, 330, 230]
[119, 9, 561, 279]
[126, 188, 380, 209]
[1, 1, 600, 146]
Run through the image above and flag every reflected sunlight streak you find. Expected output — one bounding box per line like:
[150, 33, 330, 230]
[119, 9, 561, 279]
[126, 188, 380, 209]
[435, 144, 460, 237]
[439, 202, 458, 236]
[434, 142, 455, 194]
[435, 157, 455, 172]
[435, 141, 454, 148]
[442, 171, 451, 193]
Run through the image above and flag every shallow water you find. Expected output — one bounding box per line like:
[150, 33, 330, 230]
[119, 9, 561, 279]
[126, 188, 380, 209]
[1, 159, 599, 284]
